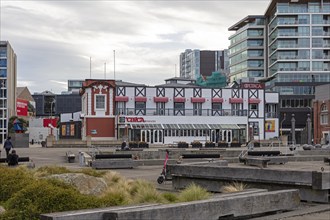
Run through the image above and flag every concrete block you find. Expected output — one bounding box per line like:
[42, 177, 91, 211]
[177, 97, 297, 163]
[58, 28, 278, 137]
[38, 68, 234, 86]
[103, 190, 300, 220]
[312, 171, 330, 190]
[91, 159, 137, 169]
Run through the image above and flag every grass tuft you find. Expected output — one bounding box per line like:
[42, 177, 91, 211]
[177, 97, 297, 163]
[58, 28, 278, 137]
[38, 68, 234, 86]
[221, 182, 248, 193]
[178, 183, 210, 202]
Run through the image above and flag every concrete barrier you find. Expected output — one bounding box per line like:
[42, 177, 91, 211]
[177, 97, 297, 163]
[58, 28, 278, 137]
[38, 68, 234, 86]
[91, 159, 137, 169]
[168, 164, 330, 203]
[103, 190, 300, 220]
[40, 189, 300, 220]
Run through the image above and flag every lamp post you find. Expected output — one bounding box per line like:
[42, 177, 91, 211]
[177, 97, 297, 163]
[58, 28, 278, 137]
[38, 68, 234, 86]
[307, 114, 312, 145]
[50, 100, 56, 119]
[291, 114, 296, 145]
[280, 113, 286, 147]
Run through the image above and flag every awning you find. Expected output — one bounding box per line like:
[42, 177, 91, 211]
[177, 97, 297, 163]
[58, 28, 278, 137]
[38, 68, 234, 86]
[208, 124, 222, 129]
[130, 124, 163, 129]
[248, 98, 261, 104]
[174, 97, 186, 102]
[178, 124, 195, 129]
[153, 97, 169, 103]
[135, 97, 147, 102]
[221, 124, 241, 130]
[115, 96, 129, 102]
[163, 124, 180, 129]
[191, 97, 206, 103]
[211, 98, 224, 103]
[193, 124, 210, 129]
[229, 98, 243, 103]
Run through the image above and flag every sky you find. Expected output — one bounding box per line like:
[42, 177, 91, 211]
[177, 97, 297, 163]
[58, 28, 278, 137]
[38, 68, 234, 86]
[1, 0, 270, 94]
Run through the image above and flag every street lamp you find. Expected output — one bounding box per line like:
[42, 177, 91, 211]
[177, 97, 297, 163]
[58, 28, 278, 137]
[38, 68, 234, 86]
[50, 100, 56, 119]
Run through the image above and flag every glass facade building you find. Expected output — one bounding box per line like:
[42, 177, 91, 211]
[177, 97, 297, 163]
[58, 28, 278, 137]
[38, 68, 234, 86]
[229, 0, 330, 144]
[0, 41, 17, 144]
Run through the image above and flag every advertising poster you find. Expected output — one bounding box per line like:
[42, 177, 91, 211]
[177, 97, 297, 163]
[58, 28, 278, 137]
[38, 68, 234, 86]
[265, 120, 275, 132]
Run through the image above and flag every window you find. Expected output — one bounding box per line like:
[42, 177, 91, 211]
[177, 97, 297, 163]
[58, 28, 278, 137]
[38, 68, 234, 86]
[212, 103, 222, 116]
[116, 102, 126, 115]
[156, 102, 165, 115]
[95, 95, 105, 109]
[135, 102, 146, 115]
[320, 104, 328, 125]
[193, 103, 202, 116]
[174, 102, 185, 116]
[249, 104, 258, 117]
[232, 103, 242, 116]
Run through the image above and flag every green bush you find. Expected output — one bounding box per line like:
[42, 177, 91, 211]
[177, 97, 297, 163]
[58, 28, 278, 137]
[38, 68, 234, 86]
[161, 192, 178, 203]
[100, 189, 131, 206]
[34, 166, 72, 177]
[0, 166, 34, 202]
[178, 183, 211, 202]
[4, 179, 100, 220]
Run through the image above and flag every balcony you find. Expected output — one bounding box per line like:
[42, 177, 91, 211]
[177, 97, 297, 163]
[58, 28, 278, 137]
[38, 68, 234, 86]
[115, 108, 248, 117]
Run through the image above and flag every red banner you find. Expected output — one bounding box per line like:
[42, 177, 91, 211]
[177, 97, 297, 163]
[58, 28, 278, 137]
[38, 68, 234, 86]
[16, 99, 28, 116]
[43, 118, 58, 128]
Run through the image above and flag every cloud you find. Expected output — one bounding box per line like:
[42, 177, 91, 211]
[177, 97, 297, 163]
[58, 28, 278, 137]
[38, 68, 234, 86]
[1, 0, 270, 93]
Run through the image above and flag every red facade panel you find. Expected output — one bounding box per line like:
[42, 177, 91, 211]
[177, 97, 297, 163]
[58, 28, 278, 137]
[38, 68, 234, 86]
[174, 97, 186, 102]
[135, 97, 147, 102]
[248, 98, 261, 104]
[191, 97, 206, 103]
[153, 97, 169, 103]
[229, 98, 243, 103]
[115, 96, 129, 102]
[211, 98, 224, 103]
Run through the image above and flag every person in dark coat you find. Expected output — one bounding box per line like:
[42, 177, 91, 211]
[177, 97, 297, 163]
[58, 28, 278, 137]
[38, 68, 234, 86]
[3, 136, 13, 158]
[7, 149, 19, 166]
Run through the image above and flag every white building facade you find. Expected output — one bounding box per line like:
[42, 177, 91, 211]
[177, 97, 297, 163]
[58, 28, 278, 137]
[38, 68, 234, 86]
[114, 80, 279, 145]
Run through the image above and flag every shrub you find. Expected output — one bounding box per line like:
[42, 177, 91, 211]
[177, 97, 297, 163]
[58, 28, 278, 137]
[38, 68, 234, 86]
[4, 179, 100, 220]
[34, 166, 72, 178]
[162, 192, 178, 203]
[178, 183, 210, 202]
[80, 168, 106, 178]
[191, 141, 202, 148]
[0, 166, 34, 202]
[99, 188, 131, 207]
[221, 182, 248, 193]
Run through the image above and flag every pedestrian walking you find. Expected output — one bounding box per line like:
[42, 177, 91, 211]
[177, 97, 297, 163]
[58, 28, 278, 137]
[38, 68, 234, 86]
[3, 136, 13, 158]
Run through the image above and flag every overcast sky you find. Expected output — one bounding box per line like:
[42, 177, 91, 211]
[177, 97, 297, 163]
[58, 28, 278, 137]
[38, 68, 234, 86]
[1, 0, 270, 94]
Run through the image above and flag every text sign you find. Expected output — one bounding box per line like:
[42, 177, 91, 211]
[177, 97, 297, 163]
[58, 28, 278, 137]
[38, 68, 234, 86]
[241, 83, 265, 89]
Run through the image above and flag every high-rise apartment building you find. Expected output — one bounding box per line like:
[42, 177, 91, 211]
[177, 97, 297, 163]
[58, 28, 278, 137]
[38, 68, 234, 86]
[0, 41, 17, 143]
[229, 0, 330, 144]
[180, 49, 229, 80]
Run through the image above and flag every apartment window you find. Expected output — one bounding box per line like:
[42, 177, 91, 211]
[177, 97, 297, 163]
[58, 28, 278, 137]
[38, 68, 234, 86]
[0, 69, 6, 77]
[265, 104, 277, 118]
[0, 59, 6, 68]
[249, 104, 258, 117]
[249, 122, 259, 136]
[95, 95, 105, 110]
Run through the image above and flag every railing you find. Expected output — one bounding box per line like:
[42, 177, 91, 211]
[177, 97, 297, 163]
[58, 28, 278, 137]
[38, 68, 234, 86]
[116, 108, 248, 117]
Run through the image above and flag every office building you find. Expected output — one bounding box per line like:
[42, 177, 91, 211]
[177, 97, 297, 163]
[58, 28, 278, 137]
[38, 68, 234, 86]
[68, 80, 84, 92]
[0, 41, 17, 143]
[180, 49, 229, 80]
[228, 0, 330, 143]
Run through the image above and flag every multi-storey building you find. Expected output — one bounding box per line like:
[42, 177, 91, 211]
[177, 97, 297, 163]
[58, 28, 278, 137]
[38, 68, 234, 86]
[80, 78, 279, 145]
[68, 80, 84, 92]
[33, 90, 82, 117]
[0, 41, 17, 143]
[180, 49, 229, 80]
[229, 0, 330, 144]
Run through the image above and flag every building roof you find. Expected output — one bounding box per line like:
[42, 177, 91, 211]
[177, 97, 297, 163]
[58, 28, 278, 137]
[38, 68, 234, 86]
[115, 80, 147, 87]
[16, 87, 34, 102]
[154, 83, 200, 88]
[228, 15, 264, 31]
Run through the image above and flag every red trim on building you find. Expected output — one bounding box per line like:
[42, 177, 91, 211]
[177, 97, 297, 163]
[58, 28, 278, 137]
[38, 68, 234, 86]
[229, 98, 243, 103]
[153, 97, 169, 103]
[174, 97, 186, 102]
[115, 96, 129, 102]
[248, 98, 261, 104]
[191, 97, 206, 103]
[211, 98, 224, 103]
[135, 97, 147, 102]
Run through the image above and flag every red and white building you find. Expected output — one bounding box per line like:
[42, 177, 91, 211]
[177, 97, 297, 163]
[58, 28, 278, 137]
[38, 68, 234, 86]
[80, 79, 116, 140]
[80, 78, 279, 144]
